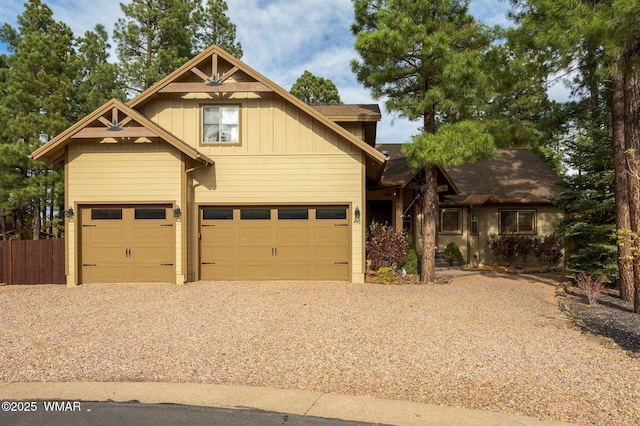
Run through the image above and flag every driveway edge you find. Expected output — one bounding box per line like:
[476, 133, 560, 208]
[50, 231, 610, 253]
[0, 382, 575, 425]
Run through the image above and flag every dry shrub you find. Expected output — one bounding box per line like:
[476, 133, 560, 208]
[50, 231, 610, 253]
[366, 222, 408, 270]
[575, 271, 606, 305]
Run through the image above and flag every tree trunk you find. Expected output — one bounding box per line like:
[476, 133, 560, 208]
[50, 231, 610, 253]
[32, 200, 41, 240]
[611, 70, 635, 301]
[624, 68, 640, 313]
[421, 165, 438, 283]
[0, 215, 6, 240]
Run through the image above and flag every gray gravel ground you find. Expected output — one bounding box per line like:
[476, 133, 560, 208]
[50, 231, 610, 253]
[1, 274, 639, 425]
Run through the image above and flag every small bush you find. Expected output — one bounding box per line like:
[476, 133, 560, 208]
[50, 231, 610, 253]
[444, 241, 464, 264]
[533, 233, 563, 267]
[575, 271, 606, 305]
[488, 233, 535, 267]
[376, 267, 397, 283]
[366, 222, 408, 270]
[403, 244, 419, 274]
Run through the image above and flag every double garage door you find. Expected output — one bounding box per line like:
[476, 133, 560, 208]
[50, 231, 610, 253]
[80, 205, 175, 283]
[200, 206, 351, 280]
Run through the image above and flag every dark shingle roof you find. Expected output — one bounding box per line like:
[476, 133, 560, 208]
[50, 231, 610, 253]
[311, 104, 381, 122]
[444, 149, 562, 203]
[374, 145, 562, 204]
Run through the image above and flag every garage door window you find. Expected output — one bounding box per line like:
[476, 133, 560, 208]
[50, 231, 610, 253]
[134, 208, 166, 220]
[203, 209, 233, 220]
[316, 208, 347, 220]
[91, 209, 122, 220]
[278, 209, 308, 220]
[240, 208, 271, 220]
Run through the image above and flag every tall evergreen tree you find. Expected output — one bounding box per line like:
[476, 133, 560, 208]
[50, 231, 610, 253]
[352, 0, 496, 283]
[76, 25, 126, 114]
[192, 0, 243, 57]
[0, 0, 76, 239]
[290, 70, 342, 105]
[510, 0, 640, 311]
[113, 0, 196, 94]
[114, 0, 243, 94]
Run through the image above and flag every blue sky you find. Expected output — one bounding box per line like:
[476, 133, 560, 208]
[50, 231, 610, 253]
[1, 1, 566, 144]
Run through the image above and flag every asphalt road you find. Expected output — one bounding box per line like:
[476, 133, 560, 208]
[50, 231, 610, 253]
[1, 401, 388, 426]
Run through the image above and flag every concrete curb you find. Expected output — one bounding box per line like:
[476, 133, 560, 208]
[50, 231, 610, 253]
[0, 382, 575, 425]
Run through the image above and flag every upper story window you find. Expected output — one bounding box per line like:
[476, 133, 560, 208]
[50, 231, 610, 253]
[499, 210, 536, 234]
[202, 106, 239, 144]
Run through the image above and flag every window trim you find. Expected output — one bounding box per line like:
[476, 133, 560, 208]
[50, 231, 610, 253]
[499, 209, 537, 235]
[439, 208, 463, 234]
[470, 207, 479, 235]
[200, 104, 241, 146]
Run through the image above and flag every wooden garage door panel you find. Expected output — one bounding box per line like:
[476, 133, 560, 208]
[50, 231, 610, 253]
[82, 266, 129, 283]
[80, 205, 175, 283]
[314, 264, 350, 280]
[239, 227, 271, 241]
[276, 227, 311, 240]
[277, 246, 311, 259]
[201, 264, 235, 280]
[314, 227, 349, 240]
[276, 264, 312, 279]
[200, 206, 350, 281]
[316, 246, 350, 259]
[132, 265, 174, 282]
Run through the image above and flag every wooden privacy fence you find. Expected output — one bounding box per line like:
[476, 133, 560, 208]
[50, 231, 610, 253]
[0, 240, 65, 285]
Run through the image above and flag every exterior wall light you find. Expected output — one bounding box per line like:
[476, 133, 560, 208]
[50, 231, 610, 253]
[64, 207, 74, 220]
[354, 206, 361, 224]
[173, 207, 182, 218]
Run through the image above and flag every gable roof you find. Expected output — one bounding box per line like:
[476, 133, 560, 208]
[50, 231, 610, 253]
[374, 144, 458, 192]
[30, 98, 214, 165]
[127, 44, 387, 164]
[374, 145, 562, 204]
[443, 149, 562, 204]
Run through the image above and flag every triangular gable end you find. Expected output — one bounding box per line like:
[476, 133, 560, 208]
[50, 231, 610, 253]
[128, 44, 387, 165]
[30, 99, 214, 165]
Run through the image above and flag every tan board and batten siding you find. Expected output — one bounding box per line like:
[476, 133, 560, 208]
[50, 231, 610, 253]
[139, 92, 366, 282]
[66, 140, 185, 284]
[33, 46, 384, 286]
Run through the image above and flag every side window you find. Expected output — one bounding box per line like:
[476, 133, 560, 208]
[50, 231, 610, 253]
[439, 208, 462, 234]
[499, 210, 536, 234]
[202, 106, 239, 143]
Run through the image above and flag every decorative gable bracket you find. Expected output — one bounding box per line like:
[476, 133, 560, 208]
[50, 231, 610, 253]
[71, 106, 157, 139]
[158, 53, 272, 94]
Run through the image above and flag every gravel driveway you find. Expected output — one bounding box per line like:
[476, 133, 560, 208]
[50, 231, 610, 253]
[2, 274, 639, 425]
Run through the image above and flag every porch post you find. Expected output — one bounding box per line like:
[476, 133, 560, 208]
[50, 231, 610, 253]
[395, 188, 404, 233]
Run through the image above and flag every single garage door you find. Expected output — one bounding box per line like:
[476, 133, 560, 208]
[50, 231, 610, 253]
[200, 206, 351, 280]
[80, 205, 175, 283]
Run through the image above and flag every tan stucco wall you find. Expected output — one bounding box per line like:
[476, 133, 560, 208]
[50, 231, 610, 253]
[414, 204, 564, 267]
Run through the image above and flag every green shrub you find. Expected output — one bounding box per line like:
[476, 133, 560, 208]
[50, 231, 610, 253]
[366, 222, 408, 270]
[403, 244, 419, 274]
[376, 267, 397, 283]
[444, 242, 464, 264]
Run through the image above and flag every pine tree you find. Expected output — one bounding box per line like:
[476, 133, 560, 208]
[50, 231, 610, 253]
[509, 0, 640, 311]
[192, 0, 243, 58]
[113, 0, 196, 94]
[352, 0, 496, 283]
[0, 0, 76, 239]
[76, 25, 126, 114]
[290, 70, 342, 105]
